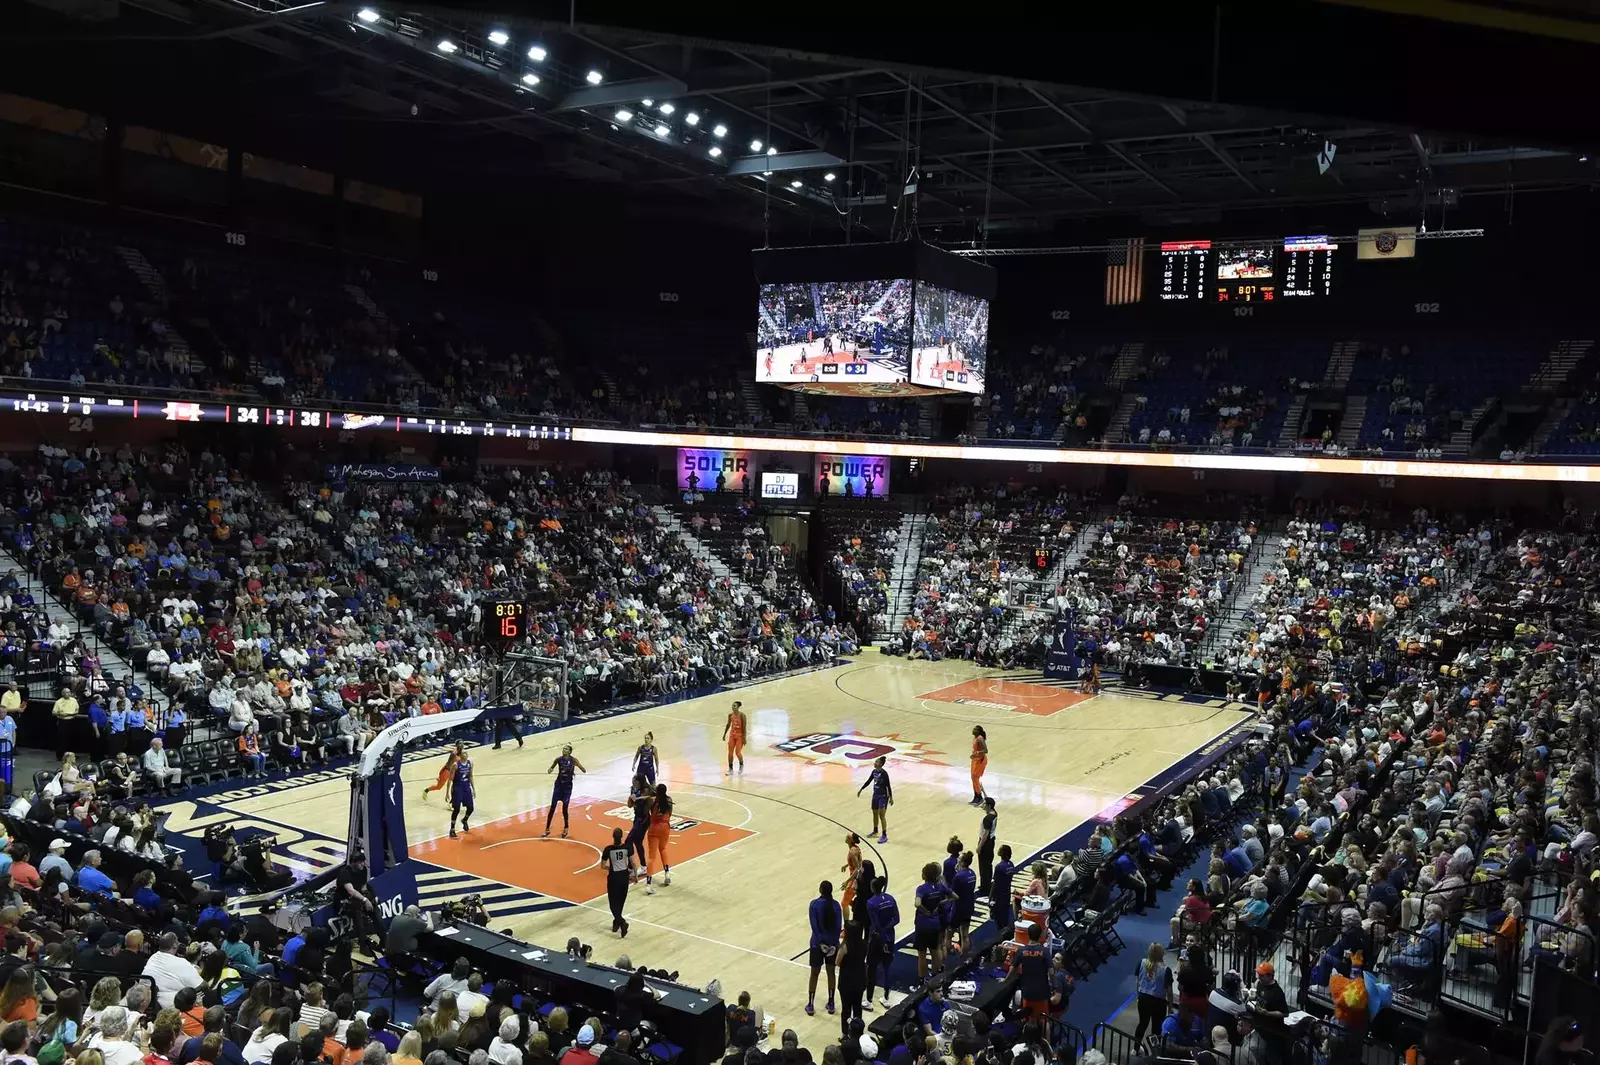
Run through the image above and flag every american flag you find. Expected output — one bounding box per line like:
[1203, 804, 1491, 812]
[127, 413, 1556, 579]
[1104, 237, 1146, 306]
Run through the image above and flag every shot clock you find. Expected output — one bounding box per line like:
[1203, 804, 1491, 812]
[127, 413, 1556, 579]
[483, 600, 527, 651]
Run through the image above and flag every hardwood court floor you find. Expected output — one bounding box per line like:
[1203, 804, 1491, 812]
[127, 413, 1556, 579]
[219, 658, 1251, 1047]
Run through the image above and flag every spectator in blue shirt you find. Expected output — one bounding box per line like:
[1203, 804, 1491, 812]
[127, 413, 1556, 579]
[196, 892, 230, 930]
[915, 984, 949, 1035]
[281, 931, 306, 967]
[131, 870, 161, 911]
[87, 700, 109, 755]
[75, 850, 116, 897]
[1235, 883, 1271, 930]
[1309, 804, 1335, 843]
[1160, 1001, 1207, 1048]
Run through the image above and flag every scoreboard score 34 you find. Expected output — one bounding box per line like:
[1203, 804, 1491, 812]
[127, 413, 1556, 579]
[484, 601, 527, 651]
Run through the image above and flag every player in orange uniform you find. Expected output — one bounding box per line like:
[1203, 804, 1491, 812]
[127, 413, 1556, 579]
[968, 726, 988, 806]
[722, 700, 747, 775]
[421, 743, 462, 802]
[643, 783, 674, 894]
[839, 833, 863, 914]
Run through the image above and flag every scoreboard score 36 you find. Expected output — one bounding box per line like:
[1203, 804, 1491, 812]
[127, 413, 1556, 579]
[483, 601, 527, 651]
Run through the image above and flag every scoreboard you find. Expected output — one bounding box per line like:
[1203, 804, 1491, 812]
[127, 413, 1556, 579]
[1281, 236, 1337, 298]
[1159, 240, 1211, 300]
[1152, 235, 1341, 305]
[483, 600, 527, 651]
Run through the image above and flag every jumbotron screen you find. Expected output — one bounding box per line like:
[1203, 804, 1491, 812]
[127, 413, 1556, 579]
[910, 280, 989, 394]
[1215, 243, 1276, 303]
[755, 279, 911, 386]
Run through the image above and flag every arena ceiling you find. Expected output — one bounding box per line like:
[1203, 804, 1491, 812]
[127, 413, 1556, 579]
[10, 0, 1598, 237]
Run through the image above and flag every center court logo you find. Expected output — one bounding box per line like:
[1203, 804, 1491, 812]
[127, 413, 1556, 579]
[773, 732, 946, 767]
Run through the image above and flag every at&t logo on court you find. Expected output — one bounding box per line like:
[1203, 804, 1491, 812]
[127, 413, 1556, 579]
[774, 732, 946, 767]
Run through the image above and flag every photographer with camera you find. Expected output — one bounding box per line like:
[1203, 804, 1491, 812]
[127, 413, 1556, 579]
[460, 896, 489, 928]
[338, 851, 380, 952]
[203, 825, 237, 886]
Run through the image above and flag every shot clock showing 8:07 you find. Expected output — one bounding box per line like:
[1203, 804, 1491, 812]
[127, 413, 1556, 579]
[483, 601, 527, 651]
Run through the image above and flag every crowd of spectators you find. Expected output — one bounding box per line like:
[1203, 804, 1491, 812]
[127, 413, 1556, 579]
[1053, 499, 1261, 672]
[817, 502, 903, 640]
[882, 487, 1083, 667]
[0, 441, 849, 782]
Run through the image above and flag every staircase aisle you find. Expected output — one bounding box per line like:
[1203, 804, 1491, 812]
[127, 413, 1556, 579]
[1335, 396, 1367, 449]
[115, 246, 199, 374]
[340, 285, 430, 383]
[1101, 394, 1139, 444]
[1322, 340, 1358, 389]
[738, 377, 765, 424]
[1276, 394, 1309, 447]
[882, 509, 931, 639]
[649, 506, 758, 603]
[1200, 523, 1289, 658]
[0, 546, 169, 721]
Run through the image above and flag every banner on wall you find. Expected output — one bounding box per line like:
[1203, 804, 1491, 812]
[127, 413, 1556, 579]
[1044, 613, 1082, 680]
[817, 454, 890, 496]
[326, 463, 442, 482]
[678, 448, 751, 491]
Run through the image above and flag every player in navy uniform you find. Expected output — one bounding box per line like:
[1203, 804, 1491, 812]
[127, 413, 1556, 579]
[447, 752, 474, 839]
[856, 756, 893, 844]
[632, 732, 658, 786]
[602, 827, 634, 937]
[990, 843, 1016, 933]
[624, 774, 653, 872]
[543, 744, 587, 838]
[864, 876, 899, 1010]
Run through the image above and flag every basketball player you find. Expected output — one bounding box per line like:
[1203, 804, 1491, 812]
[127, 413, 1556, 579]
[864, 876, 898, 1009]
[643, 782, 673, 894]
[839, 833, 862, 914]
[632, 732, 658, 786]
[912, 862, 949, 982]
[856, 755, 892, 844]
[422, 743, 461, 802]
[721, 701, 747, 774]
[950, 851, 978, 954]
[969, 726, 988, 806]
[764, 351, 774, 378]
[990, 843, 1015, 933]
[625, 773, 652, 871]
[542, 744, 587, 838]
[805, 880, 841, 1016]
[447, 749, 474, 839]
[602, 827, 633, 938]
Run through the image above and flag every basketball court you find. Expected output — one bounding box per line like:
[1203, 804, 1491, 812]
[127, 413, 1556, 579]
[760, 339, 907, 383]
[208, 658, 1250, 1047]
[911, 348, 984, 392]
